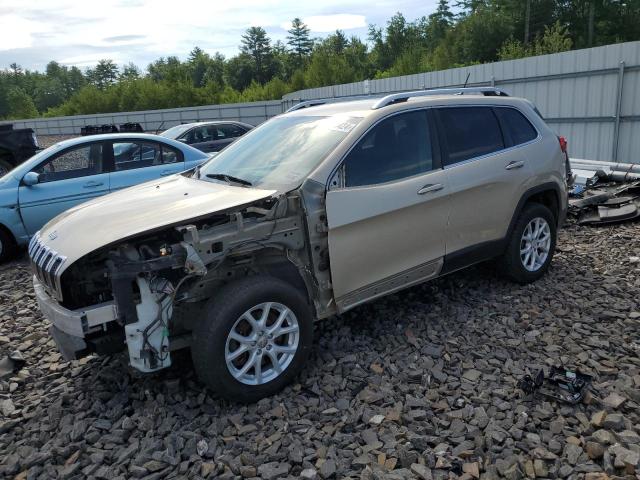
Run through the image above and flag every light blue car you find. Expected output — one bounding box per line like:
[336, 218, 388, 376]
[0, 133, 210, 261]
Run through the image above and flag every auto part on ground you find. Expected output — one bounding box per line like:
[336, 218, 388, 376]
[119, 122, 144, 133]
[80, 124, 119, 135]
[518, 365, 591, 404]
[0, 124, 39, 174]
[0, 351, 26, 380]
[568, 158, 640, 225]
[570, 158, 640, 187]
[569, 180, 640, 225]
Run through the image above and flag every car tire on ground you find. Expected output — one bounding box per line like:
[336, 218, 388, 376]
[191, 275, 313, 403]
[498, 202, 557, 284]
[0, 228, 16, 263]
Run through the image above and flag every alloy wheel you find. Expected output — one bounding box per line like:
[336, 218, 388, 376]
[225, 302, 300, 386]
[520, 217, 551, 272]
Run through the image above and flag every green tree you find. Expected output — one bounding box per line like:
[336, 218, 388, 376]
[120, 63, 140, 82]
[87, 59, 119, 89]
[6, 86, 38, 119]
[240, 26, 275, 84]
[287, 18, 314, 60]
[225, 53, 256, 91]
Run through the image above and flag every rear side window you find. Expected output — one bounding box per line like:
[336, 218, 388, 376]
[437, 107, 504, 165]
[344, 110, 433, 187]
[113, 141, 180, 171]
[219, 124, 247, 138]
[495, 108, 538, 146]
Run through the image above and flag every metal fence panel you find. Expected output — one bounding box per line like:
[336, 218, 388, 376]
[282, 41, 640, 163]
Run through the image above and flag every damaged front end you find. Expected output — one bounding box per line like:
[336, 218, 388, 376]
[32, 188, 331, 373]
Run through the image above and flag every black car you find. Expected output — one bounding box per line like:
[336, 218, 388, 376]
[0, 124, 39, 176]
[160, 121, 253, 153]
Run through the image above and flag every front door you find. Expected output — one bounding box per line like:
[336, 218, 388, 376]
[109, 140, 185, 191]
[325, 109, 450, 311]
[18, 142, 109, 235]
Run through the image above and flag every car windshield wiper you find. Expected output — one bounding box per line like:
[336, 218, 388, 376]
[205, 173, 252, 187]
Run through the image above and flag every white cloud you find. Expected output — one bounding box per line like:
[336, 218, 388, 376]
[303, 14, 366, 32]
[0, 14, 50, 50]
[0, 0, 439, 70]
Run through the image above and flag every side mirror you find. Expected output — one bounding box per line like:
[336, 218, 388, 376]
[23, 172, 40, 186]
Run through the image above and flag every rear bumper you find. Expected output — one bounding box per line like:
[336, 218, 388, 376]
[34, 276, 119, 360]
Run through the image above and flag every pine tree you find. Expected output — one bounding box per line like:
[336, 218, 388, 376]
[287, 18, 313, 59]
[240, 27, 274, 84]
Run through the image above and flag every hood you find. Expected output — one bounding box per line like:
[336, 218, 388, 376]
[39, 174, 276, 268]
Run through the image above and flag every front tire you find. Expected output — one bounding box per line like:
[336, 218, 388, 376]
[0, 229, 16, 263]
[191, 275, 313, 402]
[498, 203, 556, 284]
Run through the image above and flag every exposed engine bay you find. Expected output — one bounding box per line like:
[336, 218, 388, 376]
[41, 181, 335, 373]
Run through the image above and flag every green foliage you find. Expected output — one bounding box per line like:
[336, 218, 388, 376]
[5, 87, 38, 119]
[1, 1, 639, 120]
[499, 21, 573, 60]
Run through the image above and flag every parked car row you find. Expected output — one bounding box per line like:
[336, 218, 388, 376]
[0, 120, 253, 261]
[23, 87, 568, 402]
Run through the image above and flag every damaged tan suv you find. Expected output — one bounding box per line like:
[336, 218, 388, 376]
[30, 88, 568, 402]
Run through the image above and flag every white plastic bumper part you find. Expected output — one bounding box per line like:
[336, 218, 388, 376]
[34, 276, 118, 360]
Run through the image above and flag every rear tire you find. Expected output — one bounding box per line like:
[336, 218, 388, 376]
[0, 229, 16, 263]
[191, 275, 313, 403]
[498, 203, 556, 284]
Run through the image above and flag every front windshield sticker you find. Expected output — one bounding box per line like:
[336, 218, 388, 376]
[330, 120, 359, 133]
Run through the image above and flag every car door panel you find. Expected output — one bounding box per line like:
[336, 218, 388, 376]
[325, 109, 450, 311]
[327, 170, 450, 309]
[18, 142, 109, 235]
[444, 150, 531, 253]
[435, 106, 532, 254]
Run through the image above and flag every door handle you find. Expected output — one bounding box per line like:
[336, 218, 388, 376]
[83, 181, 103, 188]
[505, 160, 525, 170]
[160, 170, 174, 176]
[417, 183, 444, 195]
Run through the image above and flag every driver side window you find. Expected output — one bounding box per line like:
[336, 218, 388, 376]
[35, 143, 103, 183]
[343, 110, 433, 187]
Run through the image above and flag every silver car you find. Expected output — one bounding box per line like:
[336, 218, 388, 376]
[30, 88, 568, 402]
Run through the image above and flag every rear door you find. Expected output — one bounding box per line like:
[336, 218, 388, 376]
[325, 109, 450, 311]
[108, 140, 185, 191]
[18, 141, 109, 235]
[436, 106, 534, 257]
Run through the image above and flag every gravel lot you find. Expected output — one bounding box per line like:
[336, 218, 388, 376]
[0, 220, 639, 480]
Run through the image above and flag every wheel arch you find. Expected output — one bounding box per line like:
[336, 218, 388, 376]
[506, 183, 562, 241]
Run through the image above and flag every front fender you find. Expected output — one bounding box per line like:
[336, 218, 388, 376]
[0, 178, 29, 245]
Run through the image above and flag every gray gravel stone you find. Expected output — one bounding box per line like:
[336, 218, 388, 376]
[0, 221, 639, 479]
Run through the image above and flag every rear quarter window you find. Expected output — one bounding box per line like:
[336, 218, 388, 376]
[494, 107, 538, 146]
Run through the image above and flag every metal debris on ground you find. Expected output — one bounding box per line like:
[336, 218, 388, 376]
[568, 158, 640, 226]
[518, 365, 592, 404]
[0, 350, 26, 380]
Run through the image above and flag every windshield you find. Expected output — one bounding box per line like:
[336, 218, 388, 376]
[199, 115, 361, 191]
[160, 124, 192, 138]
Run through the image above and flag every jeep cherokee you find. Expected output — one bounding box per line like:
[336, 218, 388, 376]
[30, 87, 568, 402]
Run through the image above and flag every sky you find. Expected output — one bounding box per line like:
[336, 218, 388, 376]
[0, 0, 440, 72]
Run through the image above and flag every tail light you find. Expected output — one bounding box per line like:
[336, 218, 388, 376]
[558, 136, 567, 154]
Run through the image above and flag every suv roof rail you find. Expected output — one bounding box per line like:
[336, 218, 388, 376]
[286, 100, 328, 113]
[371, 87, 509, 110]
